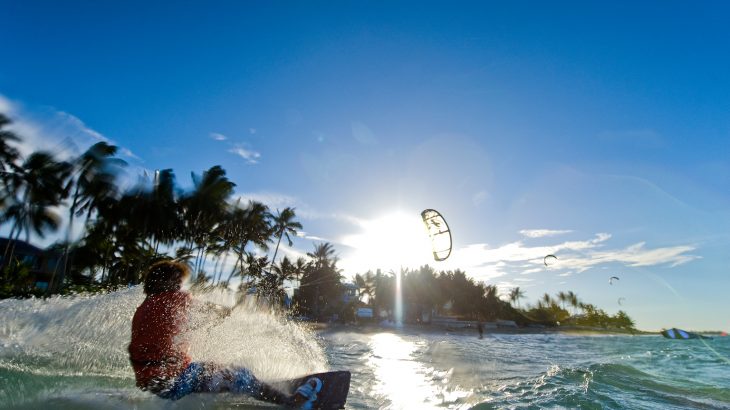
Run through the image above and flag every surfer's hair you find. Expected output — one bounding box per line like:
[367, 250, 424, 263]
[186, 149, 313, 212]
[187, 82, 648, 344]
[143, 260, 190, 295]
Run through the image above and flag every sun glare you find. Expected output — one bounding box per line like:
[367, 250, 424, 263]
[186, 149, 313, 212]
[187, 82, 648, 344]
[341, 212, 433, 272]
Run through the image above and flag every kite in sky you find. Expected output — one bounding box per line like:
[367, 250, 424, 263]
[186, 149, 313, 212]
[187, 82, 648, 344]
[543, 254, 557, 267]
[609, 276, 620, 285]
[420, 209, 452, 261]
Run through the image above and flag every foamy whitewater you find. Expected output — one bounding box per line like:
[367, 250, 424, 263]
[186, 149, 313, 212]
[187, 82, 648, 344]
[1, 289, 729, 409]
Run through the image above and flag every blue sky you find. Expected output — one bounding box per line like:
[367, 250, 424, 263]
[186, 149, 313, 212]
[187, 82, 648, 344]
[2, 1, 729, 331]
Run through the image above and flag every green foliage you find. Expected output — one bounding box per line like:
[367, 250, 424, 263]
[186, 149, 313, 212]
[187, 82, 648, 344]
[293, 243, 344, 319]
[0, 260, 41, 298]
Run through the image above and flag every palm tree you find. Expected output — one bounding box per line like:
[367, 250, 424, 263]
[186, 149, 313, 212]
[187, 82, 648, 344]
[482, 284, 502, 320]
[180, 166, 235, 276]
[509, 287, 526, 309]
[557, 291, 568, 310]
[0, 115, 24, 260]
[61, 142, 126, 286]
[268, 207, 302, 270]
[354, 272, 376, 304]
[225, 200, 271, 284]
[292, 256, 309, 289]
[243, 253, 270, 291]
[144, 169, 180, 251]
[567, 291, 579, 316]
[2, 152, 71, 277]
[0, 114, 21, 195]
[272, 256, 296, 283]
[298, 242, 342, 318]
[307, 242, 337, 269]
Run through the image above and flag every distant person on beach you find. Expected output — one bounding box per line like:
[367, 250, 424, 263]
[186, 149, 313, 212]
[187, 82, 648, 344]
[128, 260, 321, 407]
[477, 321, 484, 339]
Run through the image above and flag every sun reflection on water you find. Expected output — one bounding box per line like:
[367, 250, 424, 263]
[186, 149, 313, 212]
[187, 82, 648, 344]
[367, 332, 453, 409]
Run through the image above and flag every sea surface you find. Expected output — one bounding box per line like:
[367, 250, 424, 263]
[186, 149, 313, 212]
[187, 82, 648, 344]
[1, 288, 728, 409]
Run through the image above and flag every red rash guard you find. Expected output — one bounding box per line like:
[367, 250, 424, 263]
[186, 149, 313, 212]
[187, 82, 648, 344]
[128, 291, 192, 390]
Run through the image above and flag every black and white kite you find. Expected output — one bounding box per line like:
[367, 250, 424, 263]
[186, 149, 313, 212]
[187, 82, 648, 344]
[421, 209, 452, 261]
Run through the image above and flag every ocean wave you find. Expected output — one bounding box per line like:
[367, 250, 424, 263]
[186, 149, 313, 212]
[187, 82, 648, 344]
[474, 362, 730, 410]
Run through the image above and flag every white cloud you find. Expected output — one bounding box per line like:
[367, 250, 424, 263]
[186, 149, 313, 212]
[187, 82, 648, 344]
[56, 111, 108, 142]
[228, 145, 261, 164]
[119, 147, 141, 160]
[296, 231, 327, 241]
[450, 232, 696, 280]
[210, 132, 227, 141]
[0, 94, 16, 115]
[0, 94, 139, 161]
[234, 192, 299, 210]
[453, 233, 611, 268]
[519, 229, 573, 238]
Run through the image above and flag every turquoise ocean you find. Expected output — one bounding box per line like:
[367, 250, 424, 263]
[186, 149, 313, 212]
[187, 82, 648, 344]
[1, 288, 728, 409]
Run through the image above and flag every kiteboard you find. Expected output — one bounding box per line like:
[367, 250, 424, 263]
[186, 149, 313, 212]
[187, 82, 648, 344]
[270, 371, 351, 409]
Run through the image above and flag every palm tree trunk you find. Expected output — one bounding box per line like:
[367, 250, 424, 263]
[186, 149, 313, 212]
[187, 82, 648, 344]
[61, 185, 80, 291]
[269, 230, 284, 274]
[3, 189, 30, 268]
[217, 251, 229, 284]
[226, 254, 242, 284]
[2, 223, 18, 273]
[6, 224, 24, 278]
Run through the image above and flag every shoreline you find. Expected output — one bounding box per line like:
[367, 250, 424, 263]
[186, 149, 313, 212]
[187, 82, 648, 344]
[303, 321, 655, 336]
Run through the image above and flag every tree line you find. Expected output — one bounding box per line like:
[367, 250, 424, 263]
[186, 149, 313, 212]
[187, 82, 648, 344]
[0, 113, 306, 299]
[0, 112, 635, 331]
[342, 266, 635, 330]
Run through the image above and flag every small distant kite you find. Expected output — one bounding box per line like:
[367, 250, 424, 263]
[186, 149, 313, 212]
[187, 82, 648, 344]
[543, 254, 557, 267]
[618, 297, 626, 306]
[609, 276, 620, 285]
[421, 209, 452, 261]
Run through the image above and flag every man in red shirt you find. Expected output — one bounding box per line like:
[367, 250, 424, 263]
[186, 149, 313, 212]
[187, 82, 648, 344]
[129, 260, 320, 407]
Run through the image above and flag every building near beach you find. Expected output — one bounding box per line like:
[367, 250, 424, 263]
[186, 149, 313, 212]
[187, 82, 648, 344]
[0, 238, 63, 290]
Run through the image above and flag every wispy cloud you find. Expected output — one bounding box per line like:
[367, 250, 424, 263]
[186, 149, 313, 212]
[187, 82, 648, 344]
[448, 232, 697, 282]
[56, 111, 108, 142]
[454, 233, 611, 268]
[119, 147, 141, 160]
[337, 219, 698, 285]
[233, 192, 299, 210]
[0, 94, 140, 161]
[520, 229, 573, 238]
[296, 231, 327, 241]
[0, 94, 13, 114]
[212, 132, 261, 164]
[228, 145, 261, 164]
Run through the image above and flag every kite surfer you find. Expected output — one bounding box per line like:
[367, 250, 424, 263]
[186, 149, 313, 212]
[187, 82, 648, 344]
[128, 260, 321, 407]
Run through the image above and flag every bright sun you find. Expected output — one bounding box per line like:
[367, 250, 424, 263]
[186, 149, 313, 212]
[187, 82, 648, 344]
[341, 212, 433, 272]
